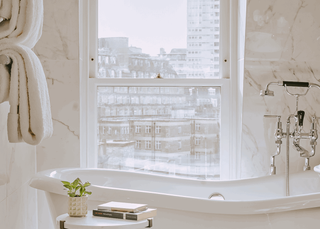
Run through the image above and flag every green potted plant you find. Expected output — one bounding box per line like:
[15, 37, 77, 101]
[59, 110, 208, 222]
[61, 178, 92, 217]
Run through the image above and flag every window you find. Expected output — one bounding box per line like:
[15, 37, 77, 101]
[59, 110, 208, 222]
[195, 123, 200, 131]
[135, 125, 141, 133]
[136, 140, 141, 149]
[195, 137, 201, 145]
[83, 0, 243, 181]
[145, 141, 151, 149]
[155, 141, 161, 150]
[145, 126, 151, 134]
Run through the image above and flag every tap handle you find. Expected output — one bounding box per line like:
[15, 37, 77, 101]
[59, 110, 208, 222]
[283, 81, 309, 88]
[297, 110, 305, 126]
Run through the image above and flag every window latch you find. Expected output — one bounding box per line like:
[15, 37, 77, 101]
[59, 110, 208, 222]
[155, 73, 163, 79]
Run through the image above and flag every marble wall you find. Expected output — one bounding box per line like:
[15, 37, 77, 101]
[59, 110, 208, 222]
[0, 102, 38, 229]
[34, 0, 80, 172]
[32, 0, 80, 228]
[242, 0, 320, 178]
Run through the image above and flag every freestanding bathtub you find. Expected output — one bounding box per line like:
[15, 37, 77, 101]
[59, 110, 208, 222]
[29, 168, 320, 229]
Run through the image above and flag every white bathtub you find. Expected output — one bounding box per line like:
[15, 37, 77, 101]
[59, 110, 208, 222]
[29, 168, 320, 229]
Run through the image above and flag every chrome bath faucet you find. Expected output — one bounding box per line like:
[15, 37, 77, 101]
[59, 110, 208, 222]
[260, 81, 320, 196]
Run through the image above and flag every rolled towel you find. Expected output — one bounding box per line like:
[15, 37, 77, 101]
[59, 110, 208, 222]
[0, 43, 53, 145]
[0, 0, 12, 21]
[0, 63, 10, 103]
[0, 0, 43, 48]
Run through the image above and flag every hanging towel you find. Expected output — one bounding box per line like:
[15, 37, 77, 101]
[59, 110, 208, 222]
[0, 63, 10, 103]
[0, 0, 43, 48]
[0, 43, 53, 145]
[0, 0, 12, 21]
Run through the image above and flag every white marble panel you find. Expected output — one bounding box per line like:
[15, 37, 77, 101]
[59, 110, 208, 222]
[36, 60, 80, 171]
[242, 61, 320, 177]
[33, 0, 79, 61]
[245, 0, 320, 62]
[0, 102, 10, 202]
[36, 120, 80, 171]
[34, 0, 80, 227]
[242, 0, 320, 178]
[35, 0, 80, 173]
[0, 199, 7, 228]
[6, 143, 36, 196]
[7, 184, 38, 229]
[42, 60, 80, 130]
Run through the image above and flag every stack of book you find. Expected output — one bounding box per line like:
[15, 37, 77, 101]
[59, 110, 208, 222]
[93, 201, 157, 221]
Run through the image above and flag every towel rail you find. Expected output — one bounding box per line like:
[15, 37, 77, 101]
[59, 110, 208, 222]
[0, 55, 11, 65]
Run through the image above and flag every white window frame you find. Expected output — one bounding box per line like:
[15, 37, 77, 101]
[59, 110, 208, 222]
[80, 0, 243, 180]
[155, 141, 161, 150]
[195, 137, 201, 146]
[155, 126, 161, 134]
[145, 126, 151, 134]
[135, 125, 141, 134]
[145, 140, 152, 150]
[195, 123, 201, 131]
[135, 140, 141, 149]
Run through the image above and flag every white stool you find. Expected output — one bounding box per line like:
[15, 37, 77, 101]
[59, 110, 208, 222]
[56, 211, 153, 229]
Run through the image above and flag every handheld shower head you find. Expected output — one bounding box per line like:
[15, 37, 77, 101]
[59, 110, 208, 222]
[260, 89, 274, 96]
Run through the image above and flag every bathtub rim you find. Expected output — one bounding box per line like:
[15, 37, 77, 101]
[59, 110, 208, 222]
[29, 167, 320, 215]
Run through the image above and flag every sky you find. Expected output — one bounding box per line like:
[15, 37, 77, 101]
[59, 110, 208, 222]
[98, 0, 187, 56]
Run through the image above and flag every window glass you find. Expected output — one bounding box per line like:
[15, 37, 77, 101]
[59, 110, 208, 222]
[98, 0, 220, 79]
[97, 86, 221, 179]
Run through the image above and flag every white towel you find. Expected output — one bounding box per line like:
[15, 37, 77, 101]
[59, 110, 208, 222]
[0, 63, 10, 103]
[0, 0, 43, 48]
[0, 0, 12, 21]
[0, 43, 53, 145]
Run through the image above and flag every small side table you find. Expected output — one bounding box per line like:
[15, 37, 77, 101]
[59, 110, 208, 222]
[56, 211, 153, 229]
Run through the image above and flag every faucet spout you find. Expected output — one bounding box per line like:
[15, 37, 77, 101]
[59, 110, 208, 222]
[293, 141, 309, 157]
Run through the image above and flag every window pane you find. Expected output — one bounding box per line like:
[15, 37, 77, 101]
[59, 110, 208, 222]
[98, 0, 220, 79]
[97, 86, 221, 180]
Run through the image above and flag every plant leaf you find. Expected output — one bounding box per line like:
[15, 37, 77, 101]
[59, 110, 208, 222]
[80, 187, 84, 197]
[63, 184, 72, 190]
[83, 182, 91, 188]
[77, 178, 83, 185]
[85, 191, 92, 195]
[72, 178, 79, 188]
[61, 181, 70, 185]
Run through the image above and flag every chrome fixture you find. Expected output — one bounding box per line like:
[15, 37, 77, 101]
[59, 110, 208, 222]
[208, 192, 225, 200]
[261, 81, 320, 196]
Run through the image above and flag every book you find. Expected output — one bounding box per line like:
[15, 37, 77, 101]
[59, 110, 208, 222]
[125, 208, 157, 221]
[93, 208, 157, 221]
[97, 201, 148, 213]
[93, 210, 124, 219]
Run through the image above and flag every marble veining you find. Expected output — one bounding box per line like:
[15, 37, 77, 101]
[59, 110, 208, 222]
[0, 102, 37, 229]
[242, 0, 320, 178]
[35, 0, 80, 172]
[34, 1, 80, 228]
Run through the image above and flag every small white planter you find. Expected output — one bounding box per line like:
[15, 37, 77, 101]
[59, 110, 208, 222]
[68, 196, 88, 217]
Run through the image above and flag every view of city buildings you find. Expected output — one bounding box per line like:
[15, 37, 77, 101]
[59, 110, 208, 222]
[97, 0, 221, 179]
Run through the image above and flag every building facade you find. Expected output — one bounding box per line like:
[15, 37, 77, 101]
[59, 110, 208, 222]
[187, 0, 220, 78]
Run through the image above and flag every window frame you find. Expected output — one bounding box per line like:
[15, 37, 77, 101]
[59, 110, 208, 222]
[80, 0, 243, 180]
